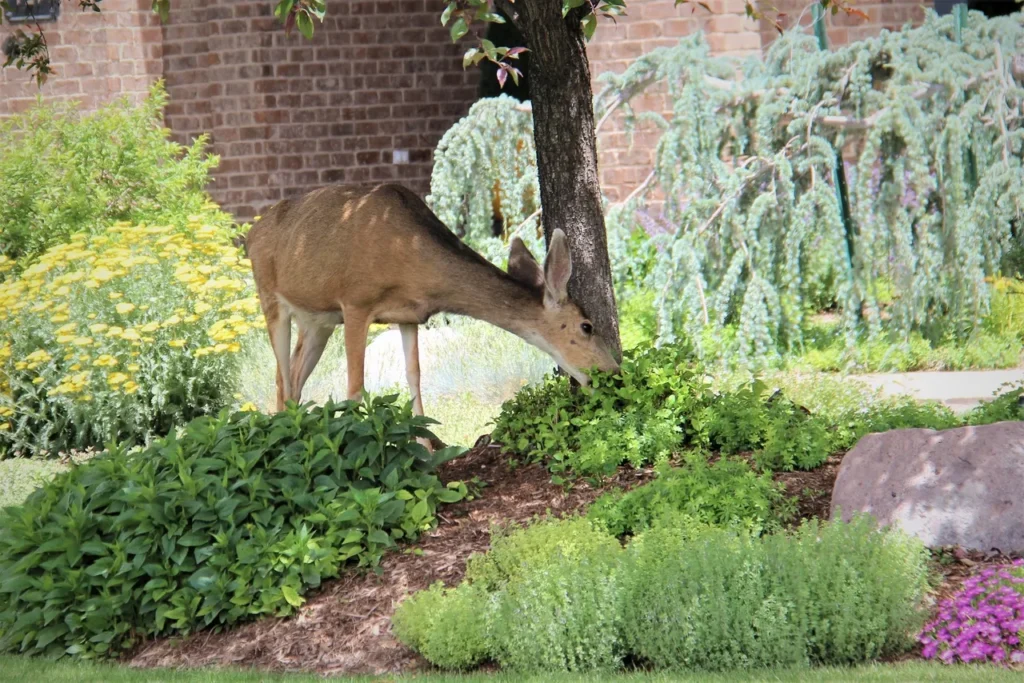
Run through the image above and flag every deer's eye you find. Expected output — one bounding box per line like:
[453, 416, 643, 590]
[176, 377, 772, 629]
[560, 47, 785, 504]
[580, 322, 593, 335]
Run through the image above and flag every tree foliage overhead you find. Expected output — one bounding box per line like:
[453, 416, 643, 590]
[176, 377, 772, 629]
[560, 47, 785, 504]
[599, 10, 1024, 367]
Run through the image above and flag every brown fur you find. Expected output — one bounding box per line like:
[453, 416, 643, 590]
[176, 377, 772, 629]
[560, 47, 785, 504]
[246, 182, 619, 426]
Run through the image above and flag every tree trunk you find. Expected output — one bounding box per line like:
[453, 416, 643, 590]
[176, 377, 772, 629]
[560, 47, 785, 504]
[496, 0, 622, 362]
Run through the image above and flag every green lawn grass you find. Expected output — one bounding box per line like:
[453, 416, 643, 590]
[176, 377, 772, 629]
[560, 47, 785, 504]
[0, 656, 1017, 682]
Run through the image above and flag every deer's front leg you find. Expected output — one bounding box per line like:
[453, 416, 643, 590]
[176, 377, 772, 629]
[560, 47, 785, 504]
[400, 323, 424, 417]
[343, 311, 371, 403]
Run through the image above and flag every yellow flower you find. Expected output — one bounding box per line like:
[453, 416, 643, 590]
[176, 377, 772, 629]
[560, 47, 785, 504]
[127, 364, 140, 372]
[90, 266, 116, 282]
[214, 343, 229, 353]
[194, 302, 212, 315]
[89, 323, 109, 334]
[115, 302, 136, 315]
[14, 361, 27, 371]
[50, 314, 70, 323]
[106, 326, 124, 337]
[70, 364, 82, 371]
[122, 381, 140, 394]
[107, 372, 129, 386]
[71, 337, 93, 347]
[140, 322, 160, 334]
[56, 323, 78, 335]
[239, 402, 259, 412]
[0, 406, 13, 417]
[32, 376, 45, 385]
[93, 355, 118, 368]
[121, 329, 141, 342]
[0, 423, 9, 431]
[168, 339, 187, 348]
[56, 335, 76, 345]
[163, 315, 181, 327]
[227, 343, 241, 353]
[108, 292, 123, 300]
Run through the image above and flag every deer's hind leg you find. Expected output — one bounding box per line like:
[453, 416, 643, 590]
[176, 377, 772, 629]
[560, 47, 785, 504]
[260, 295, 292, 412]
[290, 322, 334, 403]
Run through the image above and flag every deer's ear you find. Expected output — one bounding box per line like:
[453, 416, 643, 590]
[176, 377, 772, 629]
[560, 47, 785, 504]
[507, 237, 545, 291]
[543, 229, 572, 307]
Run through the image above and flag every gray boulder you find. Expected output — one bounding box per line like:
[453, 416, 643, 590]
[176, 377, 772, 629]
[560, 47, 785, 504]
[830, 421, 1024, 552]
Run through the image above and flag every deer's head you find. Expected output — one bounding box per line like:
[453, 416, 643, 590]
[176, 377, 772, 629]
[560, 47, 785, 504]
[507, 229, 620, 386]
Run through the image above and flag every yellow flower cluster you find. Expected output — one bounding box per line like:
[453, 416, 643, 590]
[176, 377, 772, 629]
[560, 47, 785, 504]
[0, 217, 264, 420]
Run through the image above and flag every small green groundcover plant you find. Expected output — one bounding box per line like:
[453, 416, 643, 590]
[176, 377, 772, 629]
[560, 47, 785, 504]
[586, 454, 795, 538]
[0, 397, 466, 659]
[393, 514, 930, 673]
[493, 343, 1022, 478]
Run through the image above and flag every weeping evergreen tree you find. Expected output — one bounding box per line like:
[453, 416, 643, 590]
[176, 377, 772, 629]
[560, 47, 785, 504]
[594, 10, 1024, 367]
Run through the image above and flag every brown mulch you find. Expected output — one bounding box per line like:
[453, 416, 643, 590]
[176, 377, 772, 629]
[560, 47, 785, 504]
[127, 439, 656, 676]
[125, 439, 1020, 677]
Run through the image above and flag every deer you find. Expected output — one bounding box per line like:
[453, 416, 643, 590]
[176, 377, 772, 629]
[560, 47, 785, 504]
[245, 182, 620, 446]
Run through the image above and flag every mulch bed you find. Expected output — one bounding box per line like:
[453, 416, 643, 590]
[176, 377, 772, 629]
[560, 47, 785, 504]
[126, 438, 1019, 677]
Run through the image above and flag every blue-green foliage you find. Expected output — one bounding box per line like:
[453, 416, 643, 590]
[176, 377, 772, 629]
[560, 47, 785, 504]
[598, 12, 1024, 368]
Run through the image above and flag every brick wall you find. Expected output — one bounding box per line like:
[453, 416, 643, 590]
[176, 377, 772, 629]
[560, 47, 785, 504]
[758, 0, 929, 48]
[158, 0, 479, 222]
[2, 0, 935, 222]
[0, 0, 162, 116]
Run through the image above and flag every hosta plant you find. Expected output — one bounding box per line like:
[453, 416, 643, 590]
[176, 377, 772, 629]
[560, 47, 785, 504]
[0, 397, 466, 659]
[0, 212, 263, 456]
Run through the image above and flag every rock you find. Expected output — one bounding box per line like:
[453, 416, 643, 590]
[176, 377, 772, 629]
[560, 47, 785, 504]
[830, 421, 1024, 553]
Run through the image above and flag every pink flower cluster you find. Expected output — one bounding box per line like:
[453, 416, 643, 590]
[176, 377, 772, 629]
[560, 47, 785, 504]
[918, 558, 1024, 665]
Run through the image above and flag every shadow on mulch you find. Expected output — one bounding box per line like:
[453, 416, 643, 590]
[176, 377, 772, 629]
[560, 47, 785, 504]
[126, 439, 1020, 677]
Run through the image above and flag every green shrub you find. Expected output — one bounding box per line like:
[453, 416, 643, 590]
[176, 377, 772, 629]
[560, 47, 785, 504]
[0, 213, 260, 457]
[490, 545, 623, 673]
[397, 516, 624, 673]
[755, 400, 832, 471]
[586, 455, 792, 537]
[0, 82, 218, 265]
[965, 381, 1024, 425]
[465, 516, 620, 592]
[391, 581, 492, 670]
[0, 398, 466, 659]
[619, 515, 930, 671]
[491, 344, 708, 477]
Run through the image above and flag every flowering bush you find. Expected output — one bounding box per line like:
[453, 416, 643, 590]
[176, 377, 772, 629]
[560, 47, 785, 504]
[917, 559, 1024, 665]
[0, 213, 264, 457]
[0, 81, 217, 265]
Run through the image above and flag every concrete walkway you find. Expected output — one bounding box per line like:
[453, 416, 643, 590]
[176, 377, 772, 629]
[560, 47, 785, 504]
[852, 369, 1024, 413]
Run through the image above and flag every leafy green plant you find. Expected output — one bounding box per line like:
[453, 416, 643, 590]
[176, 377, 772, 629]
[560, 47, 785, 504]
[965, 381, 1024, 426]
[395, 516, 623, 673]
[587, 455, 793, 537]
[391, 581, 492, 671]
[0, 212, 262, 457]
[619, 515, 930, 671]
[0, 82, 218, 266]
[491, 344, 708, 477]
[489, 542, 623, 673]
[465, 516, 621, 592]
[0, 397, 466, 659]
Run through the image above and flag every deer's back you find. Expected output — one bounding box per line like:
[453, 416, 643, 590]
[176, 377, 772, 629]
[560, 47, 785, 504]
[247, 183, 484, 315]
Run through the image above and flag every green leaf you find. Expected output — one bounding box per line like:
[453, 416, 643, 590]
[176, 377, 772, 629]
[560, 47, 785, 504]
[367, 529, 391, 546]
[441, 1, 456, 25]
[450, 17, 469, 42]
[563, 0, 587, 16]
[281, 585, 304, 608]
[582, 12, 598, 40]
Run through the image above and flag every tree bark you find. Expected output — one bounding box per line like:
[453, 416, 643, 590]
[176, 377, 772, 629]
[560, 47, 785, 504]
[496, 0, 622, 362]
